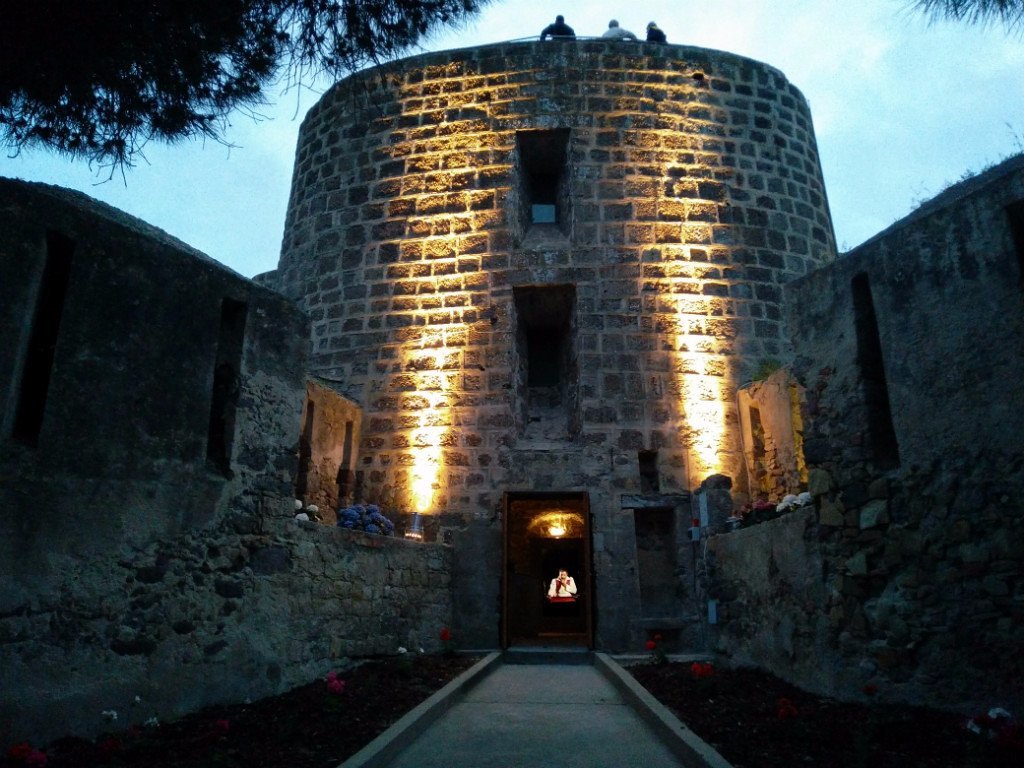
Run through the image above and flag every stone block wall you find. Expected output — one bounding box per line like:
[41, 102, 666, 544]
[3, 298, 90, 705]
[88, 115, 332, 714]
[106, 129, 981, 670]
[705, 156, 1024, 713]
[275, 40, 836, 505]
[0, 178, 308, 570]
[0, 180, 454, 745]
[272, 40, 837, 648]
[1, 512, 453, 745]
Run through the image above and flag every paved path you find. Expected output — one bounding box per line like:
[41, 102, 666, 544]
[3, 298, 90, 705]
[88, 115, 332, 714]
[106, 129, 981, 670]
[386, 663, 685, 768]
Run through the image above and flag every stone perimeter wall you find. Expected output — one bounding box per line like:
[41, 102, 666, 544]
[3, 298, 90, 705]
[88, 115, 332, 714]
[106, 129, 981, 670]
[2, 512, 453, 745]
[704, 156, 1024, 714]
[0, 180, 453, 745]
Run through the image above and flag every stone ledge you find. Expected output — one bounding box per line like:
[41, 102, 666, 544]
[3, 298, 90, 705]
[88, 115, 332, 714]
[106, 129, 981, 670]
[340, 651, 502, 768]
[595, 653, 734, 768]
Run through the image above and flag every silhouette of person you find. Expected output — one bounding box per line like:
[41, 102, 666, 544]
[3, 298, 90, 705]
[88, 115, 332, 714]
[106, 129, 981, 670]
[646, 21, 667, 43]
[540, 14, 576, 41]
[602, 19, 638, 41]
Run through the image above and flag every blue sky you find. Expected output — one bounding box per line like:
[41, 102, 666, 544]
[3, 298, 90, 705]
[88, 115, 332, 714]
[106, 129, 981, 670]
[2, 0, 1022, 278]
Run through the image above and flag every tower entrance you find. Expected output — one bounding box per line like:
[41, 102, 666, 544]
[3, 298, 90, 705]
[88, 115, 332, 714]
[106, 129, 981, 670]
[501, 491, 592, 649]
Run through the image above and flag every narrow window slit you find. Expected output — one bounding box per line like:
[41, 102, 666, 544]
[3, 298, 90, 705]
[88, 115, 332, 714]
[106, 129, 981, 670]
[206, 298, 247, 476]
[12, 231, 75, 447]
[851, 273, 899, 469]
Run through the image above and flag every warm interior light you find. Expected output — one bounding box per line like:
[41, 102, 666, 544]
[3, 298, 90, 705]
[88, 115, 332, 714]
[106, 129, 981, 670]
[527, 511, 583, 539]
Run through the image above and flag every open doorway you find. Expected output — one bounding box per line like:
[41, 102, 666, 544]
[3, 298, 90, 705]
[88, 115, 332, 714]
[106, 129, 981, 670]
[502, 492, 592, 649]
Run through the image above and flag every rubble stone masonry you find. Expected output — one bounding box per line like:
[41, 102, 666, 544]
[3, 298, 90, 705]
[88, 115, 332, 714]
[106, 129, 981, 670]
[707, 156, 1024, 713]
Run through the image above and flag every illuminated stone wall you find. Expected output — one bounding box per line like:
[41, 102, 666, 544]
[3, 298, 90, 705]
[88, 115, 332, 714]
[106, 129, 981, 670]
[275, 40, 836, 647]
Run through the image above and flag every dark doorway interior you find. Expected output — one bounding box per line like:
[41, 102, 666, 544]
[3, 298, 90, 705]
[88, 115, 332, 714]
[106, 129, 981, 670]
[503, 492, 591, 648]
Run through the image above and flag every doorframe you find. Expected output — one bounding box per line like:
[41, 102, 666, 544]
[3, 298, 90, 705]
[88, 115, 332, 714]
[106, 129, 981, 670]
[501, 490, 593, 649]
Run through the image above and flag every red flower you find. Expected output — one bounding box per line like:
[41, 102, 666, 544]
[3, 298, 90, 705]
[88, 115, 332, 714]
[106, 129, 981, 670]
[690, 662, 715, 679]
[645, 640, 657, 651]
[653, 634, 663, 642]
[863, 683, 878, 697]
[440, 627, 452, 643]
[7, 743, 33, 761]
[327, 677, 346, 695]
[214, 719, 230, 733]
[777, 697, 798, 720]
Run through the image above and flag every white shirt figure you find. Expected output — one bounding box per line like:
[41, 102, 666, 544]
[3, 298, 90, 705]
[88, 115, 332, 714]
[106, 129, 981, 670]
[548, 569, 577, 598]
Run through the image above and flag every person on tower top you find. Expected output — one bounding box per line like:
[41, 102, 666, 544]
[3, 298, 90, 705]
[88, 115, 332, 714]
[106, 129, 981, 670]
[540, 14, 576, 40]
[646, 21, 667, 43]
[602, 19, 638, 41]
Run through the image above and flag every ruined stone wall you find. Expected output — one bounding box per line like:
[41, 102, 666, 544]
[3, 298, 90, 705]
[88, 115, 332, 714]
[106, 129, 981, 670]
[1, 512, 453, 745]
[737, 369, 806, 500]
[0, 178, 308, 568]
[705, 156, 1024, 713]
[275, 40, 836, 649]
[0, 180, 454, 745]
[295, 379, 363, 520]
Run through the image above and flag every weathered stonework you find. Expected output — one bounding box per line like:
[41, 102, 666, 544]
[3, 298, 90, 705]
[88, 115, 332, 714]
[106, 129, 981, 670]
[0, 180, 453, 745]
[705, 156, 1024, 714]
[1, 513, 453, 745]
[295, 379, 363, 520]
[5, 36, 1017, 743]
[270, 40, 837, 649]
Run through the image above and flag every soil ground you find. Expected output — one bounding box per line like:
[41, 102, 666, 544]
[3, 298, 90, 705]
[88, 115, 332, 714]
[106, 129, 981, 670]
[630, 661, 1023, 768]
[4, 657, 1022, 767]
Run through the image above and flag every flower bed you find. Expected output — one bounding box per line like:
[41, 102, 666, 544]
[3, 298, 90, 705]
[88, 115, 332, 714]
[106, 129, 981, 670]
[628, 662, 1023, 768]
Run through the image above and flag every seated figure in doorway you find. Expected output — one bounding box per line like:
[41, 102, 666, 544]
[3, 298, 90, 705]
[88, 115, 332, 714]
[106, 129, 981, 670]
[547, 568, 577, 600]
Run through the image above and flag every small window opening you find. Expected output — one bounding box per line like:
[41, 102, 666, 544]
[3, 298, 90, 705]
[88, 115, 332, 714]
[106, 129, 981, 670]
[354, 469, 365, 503]
[206, 298, 248, 476]
[748, 404, 768, 495]
[514, 285, 578, 441]
[295, 400, 315, 501]
[638, 450, 660, 493]
[851, 273, 899, 469]
[12, 231, 75, 447]
[1005, 199, 1024, 288]
[337, 420, 355, 503]
[516, 129, 571, 233]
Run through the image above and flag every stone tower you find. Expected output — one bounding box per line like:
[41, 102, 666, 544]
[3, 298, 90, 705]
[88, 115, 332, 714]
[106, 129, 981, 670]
[273, 40, 836, 649]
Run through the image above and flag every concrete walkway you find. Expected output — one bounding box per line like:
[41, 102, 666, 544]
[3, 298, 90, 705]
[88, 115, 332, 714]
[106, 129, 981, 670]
[341, 653, 732, 768]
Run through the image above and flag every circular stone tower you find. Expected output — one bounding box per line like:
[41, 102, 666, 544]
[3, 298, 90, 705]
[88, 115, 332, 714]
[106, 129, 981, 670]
[275, 40, 836, 648]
